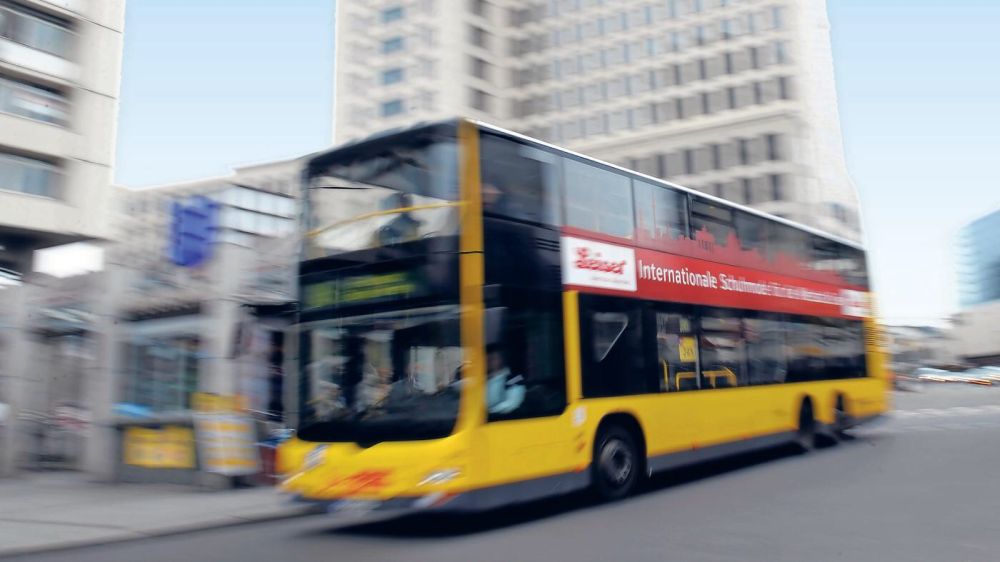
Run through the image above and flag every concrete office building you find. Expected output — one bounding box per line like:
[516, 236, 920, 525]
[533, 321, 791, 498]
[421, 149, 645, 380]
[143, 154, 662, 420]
[333, 0, 861, 241]
[0, 0, 125, 277]
[0, 159, 303, 478]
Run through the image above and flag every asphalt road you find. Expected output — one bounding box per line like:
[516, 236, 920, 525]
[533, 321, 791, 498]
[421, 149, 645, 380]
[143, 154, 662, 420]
[9, 384, 1000, 562]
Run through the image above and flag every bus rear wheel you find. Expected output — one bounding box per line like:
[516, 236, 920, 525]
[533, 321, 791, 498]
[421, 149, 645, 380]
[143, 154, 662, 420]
[592, 425, 639, 501]
[795, 400, 816, 453]
[831, 397, 849, 442]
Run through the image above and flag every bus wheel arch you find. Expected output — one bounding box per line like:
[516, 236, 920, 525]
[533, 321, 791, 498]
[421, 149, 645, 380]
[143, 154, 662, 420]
[831, 393, 850, 441]
[591, 413, 646, 501]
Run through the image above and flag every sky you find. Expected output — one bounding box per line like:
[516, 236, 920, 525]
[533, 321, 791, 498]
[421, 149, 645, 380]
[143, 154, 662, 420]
[45, 0, 999, 324]
[113, 0, 336, 187]
[827, 0, 1000, 324]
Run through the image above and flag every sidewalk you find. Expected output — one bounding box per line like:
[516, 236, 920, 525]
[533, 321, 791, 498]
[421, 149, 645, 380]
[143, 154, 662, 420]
[0, 471, 309, 557]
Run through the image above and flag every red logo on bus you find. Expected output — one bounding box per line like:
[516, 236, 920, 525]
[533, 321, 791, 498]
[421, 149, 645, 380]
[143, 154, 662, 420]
[327, 469, 391, 496]
[575, 247, 627, 275]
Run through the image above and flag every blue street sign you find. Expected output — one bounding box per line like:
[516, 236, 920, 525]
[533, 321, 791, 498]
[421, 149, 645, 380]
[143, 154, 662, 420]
[169, 195, 219, 267]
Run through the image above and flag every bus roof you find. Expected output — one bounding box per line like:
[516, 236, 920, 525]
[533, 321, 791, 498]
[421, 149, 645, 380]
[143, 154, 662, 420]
[312, 117, 864, 251]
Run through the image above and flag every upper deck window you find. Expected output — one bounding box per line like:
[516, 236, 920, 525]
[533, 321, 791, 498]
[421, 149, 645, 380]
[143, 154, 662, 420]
[479, 132, 561, 226]
[305, 125, 459, 259]
[564, 159, 634, 239]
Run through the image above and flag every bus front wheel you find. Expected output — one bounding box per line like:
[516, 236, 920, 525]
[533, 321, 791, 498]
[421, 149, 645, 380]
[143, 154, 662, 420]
[592, 425, 640, 501]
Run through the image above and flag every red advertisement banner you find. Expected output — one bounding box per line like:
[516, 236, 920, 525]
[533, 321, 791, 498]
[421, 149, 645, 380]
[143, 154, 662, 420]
[561, 235, 868, 319]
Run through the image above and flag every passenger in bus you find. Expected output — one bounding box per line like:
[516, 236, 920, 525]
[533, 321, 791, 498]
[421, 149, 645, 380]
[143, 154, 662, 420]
[486, 345, 525, 414]
[375, 192, 421, 245]
[482, 182, 510, 216]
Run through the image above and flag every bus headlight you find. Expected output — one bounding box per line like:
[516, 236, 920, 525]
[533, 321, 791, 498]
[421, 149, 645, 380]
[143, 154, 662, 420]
[305, 445, 327, 471]
[418, 468, 461, 486]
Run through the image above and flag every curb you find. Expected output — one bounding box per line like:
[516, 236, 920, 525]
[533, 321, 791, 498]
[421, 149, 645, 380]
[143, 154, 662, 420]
[0, 507, 315, 559]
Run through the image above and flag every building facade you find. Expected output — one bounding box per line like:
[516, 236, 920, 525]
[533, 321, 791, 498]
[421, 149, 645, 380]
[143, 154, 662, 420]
[953, 208, 1000, 365]
[0, 0, 125, 277]
[958, 208, 1000, 309]
[333, 0, 861, 241]
[0, 158, 303, 478]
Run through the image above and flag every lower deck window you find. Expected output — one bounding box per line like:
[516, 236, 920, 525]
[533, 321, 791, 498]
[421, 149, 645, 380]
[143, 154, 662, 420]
[580, 294, 867, 398]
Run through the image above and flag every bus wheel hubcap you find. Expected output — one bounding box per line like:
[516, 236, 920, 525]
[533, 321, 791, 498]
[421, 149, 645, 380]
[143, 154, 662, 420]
[600, 439, 632, 486]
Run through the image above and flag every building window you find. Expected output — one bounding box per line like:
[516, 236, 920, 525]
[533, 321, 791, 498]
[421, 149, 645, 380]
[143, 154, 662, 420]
[771, 6, 784, 30]
[710, 143, 722, 170]
[469, 25, 490, 48]
[470, 0, 489, 18]
[683, 149, 696, 175]
[470, 57, 491, 81]
[380, 99, 405, 117]
[123, 337, 201, 413]
[774, 41, 788, 64]
[381, 6, 404, 23]
[737, 138, 749, 165]
[470, 88, 491, 111]
[742, 178, 753, 204]
[382, 37, 404, 53]
[0, 75, 69, 125]
[778, 76, 791, 99]
[765, 133, 782, 160]
[381, 67, 404, 85]
[0, 151, 62, 198]
[0, 4, 73, 58]
[721, 18, 733, 40]
[609, 110, 630, 132]
[770, 173, 784, 200]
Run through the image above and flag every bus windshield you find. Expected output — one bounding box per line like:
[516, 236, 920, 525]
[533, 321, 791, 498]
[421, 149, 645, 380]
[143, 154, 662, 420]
[297, 306, 463, 443]
[304, 126, 459, 260]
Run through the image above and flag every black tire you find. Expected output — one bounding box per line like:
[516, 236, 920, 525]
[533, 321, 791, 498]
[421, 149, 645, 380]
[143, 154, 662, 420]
[592, 425, 640, 501]
[831, 397, 849, 442]
[795, 401, 816, 453]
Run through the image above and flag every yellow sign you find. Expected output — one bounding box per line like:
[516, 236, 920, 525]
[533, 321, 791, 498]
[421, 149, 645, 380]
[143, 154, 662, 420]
[122, 426, 195, 469]
[304, 272, 417, 309]
[191, 392, 244, 413]
[679, 336, 698, 363]
[192, 393, 259, 476]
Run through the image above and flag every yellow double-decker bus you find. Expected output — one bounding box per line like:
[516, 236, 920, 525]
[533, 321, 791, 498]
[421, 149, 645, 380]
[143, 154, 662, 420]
[279, 119, 888, 515]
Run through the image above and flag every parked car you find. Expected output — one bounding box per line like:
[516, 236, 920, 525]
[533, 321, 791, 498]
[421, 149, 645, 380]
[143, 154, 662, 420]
[914, 367, 952, 383]
[959, 367, 1000, 386]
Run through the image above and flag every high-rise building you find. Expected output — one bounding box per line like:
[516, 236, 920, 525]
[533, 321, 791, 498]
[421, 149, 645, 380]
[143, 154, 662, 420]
[957, 208, 1000, 309]
[0, 0, 125, 278]
[333, 0, 861, 240]
[952, 208, 1000, 366]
